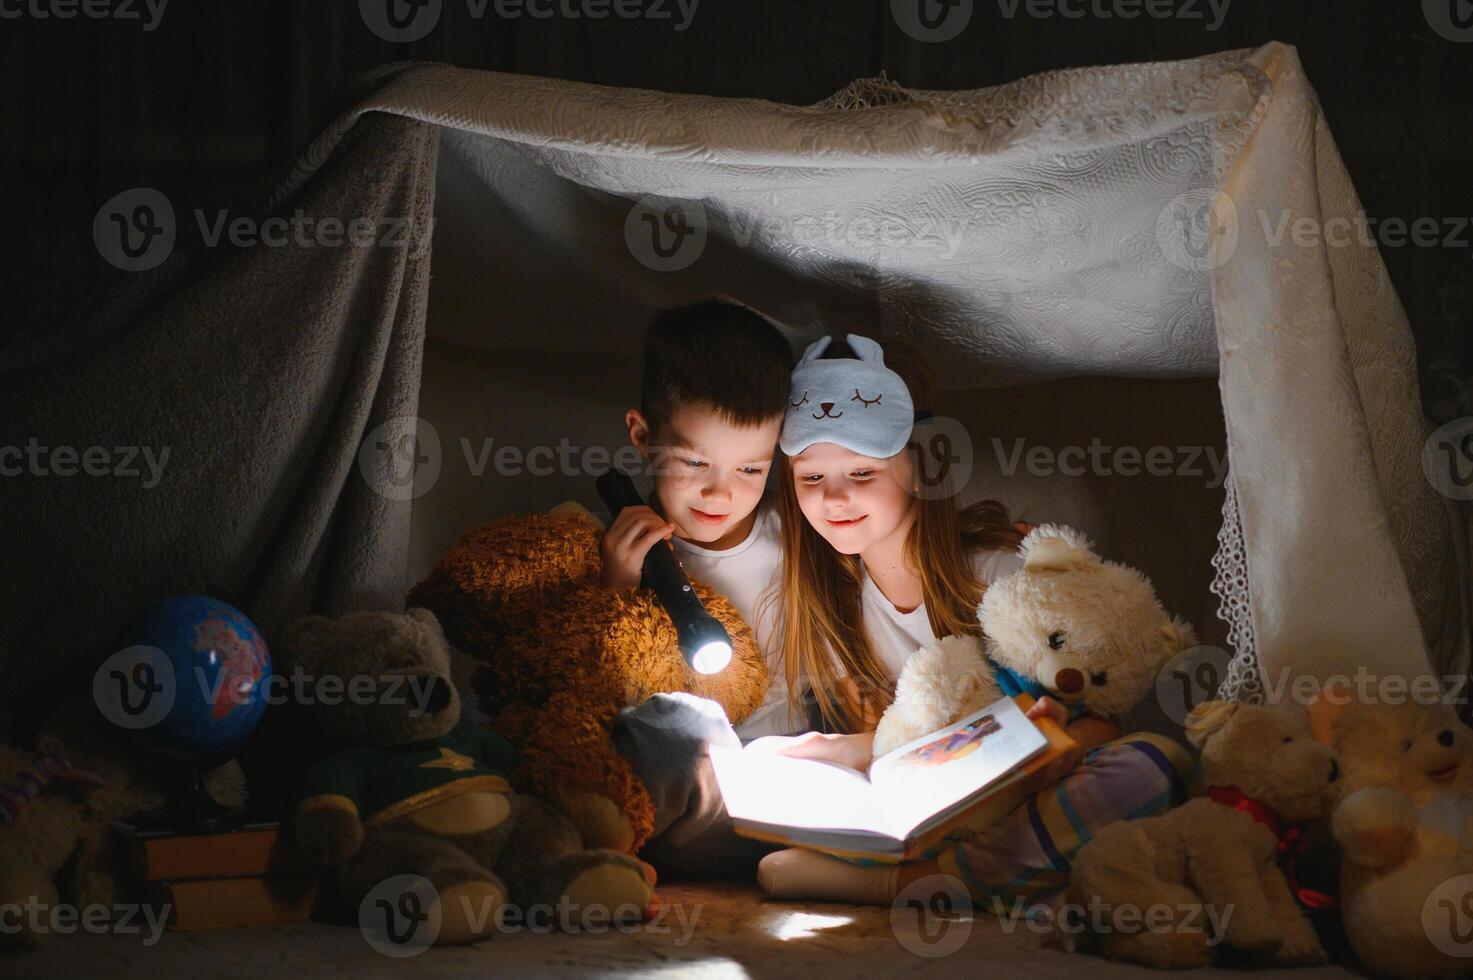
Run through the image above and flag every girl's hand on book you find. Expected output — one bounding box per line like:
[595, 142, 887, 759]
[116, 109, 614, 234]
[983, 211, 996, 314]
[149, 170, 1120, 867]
[1018, 697, 1087, 794]
[778, 731, 875, 772]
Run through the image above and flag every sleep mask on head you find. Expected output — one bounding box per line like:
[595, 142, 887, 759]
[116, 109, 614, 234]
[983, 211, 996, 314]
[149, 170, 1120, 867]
[779, 334, 916, 459]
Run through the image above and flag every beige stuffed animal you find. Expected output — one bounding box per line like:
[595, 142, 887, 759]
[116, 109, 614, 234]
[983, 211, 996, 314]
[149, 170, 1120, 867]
[1060, 701, 1339, 968]
[1309, 691, 1473, 979]
[873, 525, 1193, 757]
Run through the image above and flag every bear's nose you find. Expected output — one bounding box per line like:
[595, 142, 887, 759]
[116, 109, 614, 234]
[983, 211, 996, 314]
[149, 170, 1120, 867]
[1329, 758, 1339, 783]
[1439, 730, 1455, 747]
[1055, 668, 1084, 694]
[820, 402, 835, 415]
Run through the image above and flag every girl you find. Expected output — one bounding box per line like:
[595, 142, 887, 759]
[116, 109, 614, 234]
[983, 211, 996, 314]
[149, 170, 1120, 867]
[758, 335, 1192, 910]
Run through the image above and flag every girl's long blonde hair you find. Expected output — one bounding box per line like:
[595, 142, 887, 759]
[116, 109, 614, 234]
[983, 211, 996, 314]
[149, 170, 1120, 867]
[772, 338, 1022, 732]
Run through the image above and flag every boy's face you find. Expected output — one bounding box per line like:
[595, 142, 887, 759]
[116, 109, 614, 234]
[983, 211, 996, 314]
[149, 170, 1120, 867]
[629, 403, 782, 549]
[789, 441, 916, 557]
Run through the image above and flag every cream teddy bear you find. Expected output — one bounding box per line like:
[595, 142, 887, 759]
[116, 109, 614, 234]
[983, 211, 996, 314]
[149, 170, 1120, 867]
[1309, 692, 1473, 979]
[1060, 701, 1339, 968]
[874, 525, 1193, 757]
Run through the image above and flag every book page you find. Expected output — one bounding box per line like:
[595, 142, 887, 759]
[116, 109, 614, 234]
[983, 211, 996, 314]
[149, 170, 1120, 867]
[867, 697, 1048, 838]
[708, 742, 890, 837]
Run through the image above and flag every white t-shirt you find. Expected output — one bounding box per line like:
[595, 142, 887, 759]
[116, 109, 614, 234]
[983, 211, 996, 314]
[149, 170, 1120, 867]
[860, 546, 1026, 681]
[671, 506, 804, 739]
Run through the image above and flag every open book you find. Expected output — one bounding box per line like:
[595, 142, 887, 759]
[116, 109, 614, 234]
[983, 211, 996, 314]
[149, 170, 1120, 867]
[709, 694, 1074, 862]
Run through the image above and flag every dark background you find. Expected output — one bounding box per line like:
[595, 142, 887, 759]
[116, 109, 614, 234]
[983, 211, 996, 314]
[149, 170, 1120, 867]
[3, 0, 1469, 419]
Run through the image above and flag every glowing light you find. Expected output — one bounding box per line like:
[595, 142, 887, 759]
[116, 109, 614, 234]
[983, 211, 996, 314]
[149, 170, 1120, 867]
[692, 639, 733, 675]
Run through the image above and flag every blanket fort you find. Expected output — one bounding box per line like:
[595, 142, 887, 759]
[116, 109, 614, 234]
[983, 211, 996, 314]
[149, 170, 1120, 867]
[0, 42, 1463, 733]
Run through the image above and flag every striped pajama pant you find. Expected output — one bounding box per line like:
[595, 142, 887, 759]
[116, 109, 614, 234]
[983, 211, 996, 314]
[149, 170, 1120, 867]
[937, 732, 1195, 910]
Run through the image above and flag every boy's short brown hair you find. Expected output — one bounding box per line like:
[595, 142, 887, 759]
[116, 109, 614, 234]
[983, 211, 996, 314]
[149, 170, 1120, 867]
[640, 299, 794, 430]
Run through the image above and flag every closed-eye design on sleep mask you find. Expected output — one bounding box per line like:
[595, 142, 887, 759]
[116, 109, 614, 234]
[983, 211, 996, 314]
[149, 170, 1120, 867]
[779, 334, 916, 459]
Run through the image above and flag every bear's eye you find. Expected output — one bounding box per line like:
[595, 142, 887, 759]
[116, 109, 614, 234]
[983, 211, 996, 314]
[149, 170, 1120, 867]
[1090, 671, 1108, 686]
[1047, 631, 1066, 650]
[1402, 737, 1414, 752]
[791, 392, 809, 410]
[1282, 736, 1294, 745]
[852, 389, 883, 407]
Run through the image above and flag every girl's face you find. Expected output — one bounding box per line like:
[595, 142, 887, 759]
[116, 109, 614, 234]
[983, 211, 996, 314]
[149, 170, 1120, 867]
[790, 441, 915, 556]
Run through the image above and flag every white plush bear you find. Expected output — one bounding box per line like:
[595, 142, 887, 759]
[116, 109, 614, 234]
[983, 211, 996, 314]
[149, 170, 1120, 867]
[874, 525, 1194, 757]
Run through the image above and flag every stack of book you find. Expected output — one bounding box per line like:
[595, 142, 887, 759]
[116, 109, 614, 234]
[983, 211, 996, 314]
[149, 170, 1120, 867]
[112, 819, 320, 931]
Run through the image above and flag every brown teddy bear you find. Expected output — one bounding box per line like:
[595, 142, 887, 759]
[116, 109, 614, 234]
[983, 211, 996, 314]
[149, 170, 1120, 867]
[280, 607, 656, 946]
[407, 507, 768, 853]
[1059, 701, 1340, 969]
[1308, 691, 1473, 979]
[0, 694, 247, 947]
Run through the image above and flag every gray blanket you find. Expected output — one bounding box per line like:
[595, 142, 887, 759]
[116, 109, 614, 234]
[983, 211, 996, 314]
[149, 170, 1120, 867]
[0, 112, 439, 737]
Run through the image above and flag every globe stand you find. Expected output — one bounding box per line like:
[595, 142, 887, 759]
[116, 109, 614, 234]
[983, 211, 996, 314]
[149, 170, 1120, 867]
[126, 762, 249, 834]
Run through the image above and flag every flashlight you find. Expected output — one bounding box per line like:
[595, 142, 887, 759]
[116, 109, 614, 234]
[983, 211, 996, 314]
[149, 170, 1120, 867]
[596, 469, 733, 674]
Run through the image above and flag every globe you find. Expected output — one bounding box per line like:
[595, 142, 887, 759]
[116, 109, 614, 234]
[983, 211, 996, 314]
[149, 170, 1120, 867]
[105, 594, 272, 768]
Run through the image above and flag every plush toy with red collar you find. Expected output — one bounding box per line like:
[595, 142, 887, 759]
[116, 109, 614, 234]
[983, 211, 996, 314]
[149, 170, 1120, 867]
[1058, 701, 1341, 968]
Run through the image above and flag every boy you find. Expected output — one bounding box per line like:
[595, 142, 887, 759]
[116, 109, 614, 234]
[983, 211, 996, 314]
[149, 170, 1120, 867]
[605, 298, 798, 875]
[602, 298, 799, 740]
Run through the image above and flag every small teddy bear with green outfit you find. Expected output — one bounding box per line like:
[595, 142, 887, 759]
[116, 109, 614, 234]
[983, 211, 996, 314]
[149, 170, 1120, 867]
[282, 608, 654, 945]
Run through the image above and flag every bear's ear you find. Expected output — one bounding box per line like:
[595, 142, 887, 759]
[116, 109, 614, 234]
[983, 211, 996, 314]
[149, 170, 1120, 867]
[406, 607, 448, 645]
[277, 614, 337, 671]
[1159, 616, 1197, 654]
[1020, 524, 1096, 572]
[1185, 700, 1238, 749]
[1307, 679, 1353, 746]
